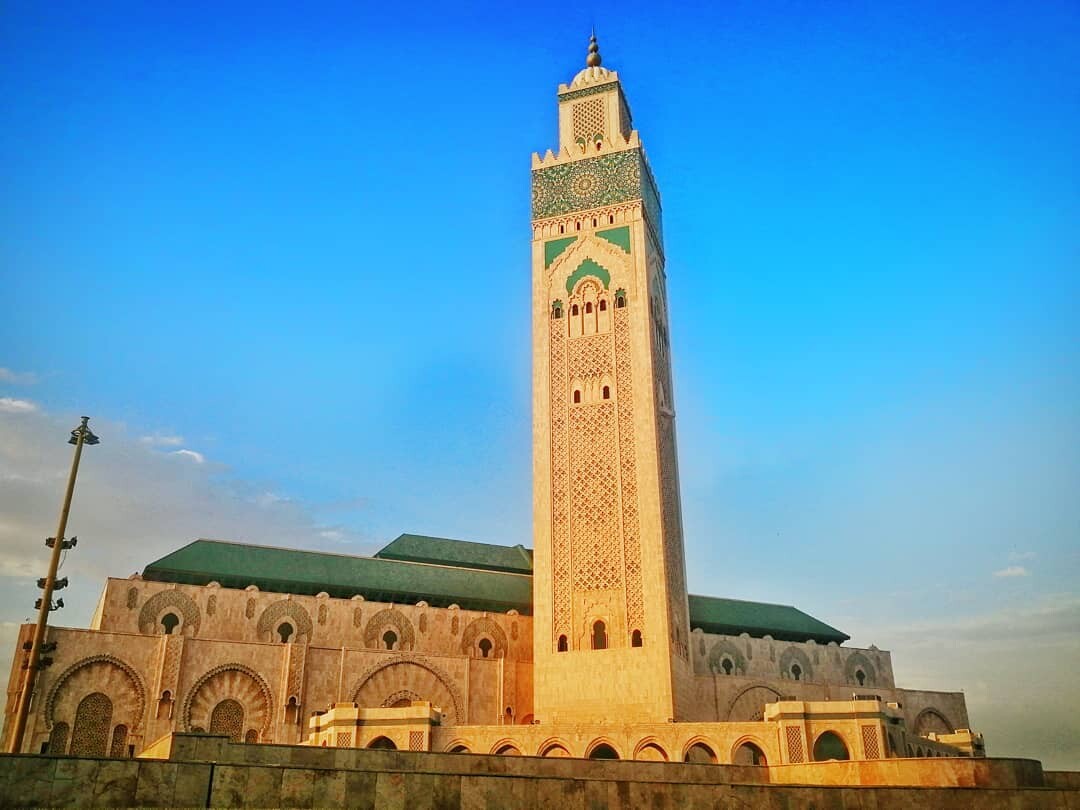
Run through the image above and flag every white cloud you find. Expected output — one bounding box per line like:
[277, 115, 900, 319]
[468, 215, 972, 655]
[0, 398, 38, 414]
[139, 433, 184, 447]
[0, 368, 38, 385]
[0, 407, 376, 700]
[993, 565, 1030, 578]
[171, 449, 206, 464]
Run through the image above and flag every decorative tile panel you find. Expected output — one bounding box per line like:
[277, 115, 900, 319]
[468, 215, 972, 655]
[532, 149, 644, 220]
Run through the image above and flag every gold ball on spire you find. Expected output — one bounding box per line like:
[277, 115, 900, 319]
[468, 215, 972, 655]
[586, 33, 602, 67]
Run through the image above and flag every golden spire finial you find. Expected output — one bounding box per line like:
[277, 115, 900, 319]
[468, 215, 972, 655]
[586, 30, 602, 68]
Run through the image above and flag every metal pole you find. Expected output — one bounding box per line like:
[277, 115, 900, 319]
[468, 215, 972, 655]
[6, 417, 91, 754]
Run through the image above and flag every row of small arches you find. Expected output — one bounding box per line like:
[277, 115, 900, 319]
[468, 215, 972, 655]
[552, 291, 626, 320]
[445, 738, 767, 765]
[556, 622, 642, 652]
[555, 213, 618, 236]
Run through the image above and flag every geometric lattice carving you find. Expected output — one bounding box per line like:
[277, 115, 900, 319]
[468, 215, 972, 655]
[209, 699, 244, 742]
[353, 607, 363, 628]
[409, 730, 424, 751]
[46, 655, 146, 735]
[572, 98, 605, 145]
[614, 307, 644, 632]
[861, 725, 880, 759]
[337, 732, 353, 747]
[257, 600, 313, 641]
[206, 595, 216, 616]
[183, 664, 274, 738]
[48, 722, 69, 755]
[351, 656, 464, 726]
[567, 329, 620, 594]
[245, 598, 255, 619]
[460, 617, 508, 658]
[138, 589, 200, 636]
[126, 588, 138, 610]
[109, 724, 128, 758]
[318, 604, 328, 626]
[550, 325, 571, 644]
[70, 692, 112, 757]
[786, 726, 805, 764]
[363, 608, 415, 651]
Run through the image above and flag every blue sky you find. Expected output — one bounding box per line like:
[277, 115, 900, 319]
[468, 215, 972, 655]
[2, 1, 1078, 766]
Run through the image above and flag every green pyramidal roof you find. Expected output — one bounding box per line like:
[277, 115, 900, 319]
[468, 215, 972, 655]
[687, 594, 848, 645]
[374, 533, 533, 574]
[142, 535, 849, 644]
[142, 538, 532, 614]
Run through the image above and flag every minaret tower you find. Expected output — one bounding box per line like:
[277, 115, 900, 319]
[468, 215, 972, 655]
[531, 36, 693, 723]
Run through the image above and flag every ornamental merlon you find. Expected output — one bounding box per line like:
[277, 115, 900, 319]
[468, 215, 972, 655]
[531, 131, 642, 169]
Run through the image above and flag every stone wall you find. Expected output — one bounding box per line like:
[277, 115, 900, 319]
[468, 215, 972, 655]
[0, 741, 1075, 809]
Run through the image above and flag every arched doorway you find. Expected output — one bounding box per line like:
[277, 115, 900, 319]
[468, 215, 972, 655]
[684, 741, 718, 764]
[540, 743, 571, 758]
[634, 742, 668, 761]
[732, 740, 768, 766]
[588, 742, 620, 760]
[368, 736, 396, 750]
[813, 731, 850, 761]
[495, 743, 522, 755]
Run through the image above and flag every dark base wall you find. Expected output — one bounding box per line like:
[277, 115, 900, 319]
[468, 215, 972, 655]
[0, 743, 1077, 809]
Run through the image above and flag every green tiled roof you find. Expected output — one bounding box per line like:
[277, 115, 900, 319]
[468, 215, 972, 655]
[374, 534, 533, 574]
[687, 594, 849, 645]
[142, 539, 533, 615]
[142, 537, 848, 643]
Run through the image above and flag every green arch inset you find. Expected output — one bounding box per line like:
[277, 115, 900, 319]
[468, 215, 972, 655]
[596, 226, 631, 253]
[544, 237, 577, 269]
[566, 258, 611, 294]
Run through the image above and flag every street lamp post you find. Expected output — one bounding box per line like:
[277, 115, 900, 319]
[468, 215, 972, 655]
[6, 416, 99, 754]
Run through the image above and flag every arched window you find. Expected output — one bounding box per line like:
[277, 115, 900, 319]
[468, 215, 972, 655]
[383, 629, 398, 650]
[245, 729, 258, 744]
[48, 722, 69, 756]
[733, 741, 768, 766]
[592, 218, 597, 227]
[368, 736, 397, 750]
[285, 696, 299, 725]
[559, 224, 565, 234]
[591, 620, 607, 650]
[631, 629, 642, 647]
[791, 663, 802, 681]
[813, 731, 850, 762]
[575, 221, 581, 231]
[109, 724, 129, 758]
[71, 692, 113, 757]
[602, 386, 611, 400]
[856, 669, 866, 686]
[585, 302, 593, 314]
[552, 302, 563, 319]
[589, 742, 619, 759]
[573, 390, 581, 404]
[210, 699, 245, 742]
[722, 658, 734, 675]
[557, 634, 568, 652]
[157, 690, 173, 720]
[277, 622, 293, 643]
[449, 744, 470, 753]
[161, 612, 179, 635]
[684, 742, 717, 764]
[608, 214, 615, 224]
[615, 291, 626, 308]
[496, 743, 522, 755]
[478, 638, 493, 658]
[598, 299, 607, 312]
[571, 304, 579, 316]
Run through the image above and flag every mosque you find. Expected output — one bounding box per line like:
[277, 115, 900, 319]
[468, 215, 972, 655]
[3, 37, 985, 767]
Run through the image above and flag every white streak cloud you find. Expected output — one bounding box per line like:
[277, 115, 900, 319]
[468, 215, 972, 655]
[993, 565, 1030, 578]
[0, 398, 38, 414]
[171, 449, 206, 464]
[140, 433, 184, 447]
